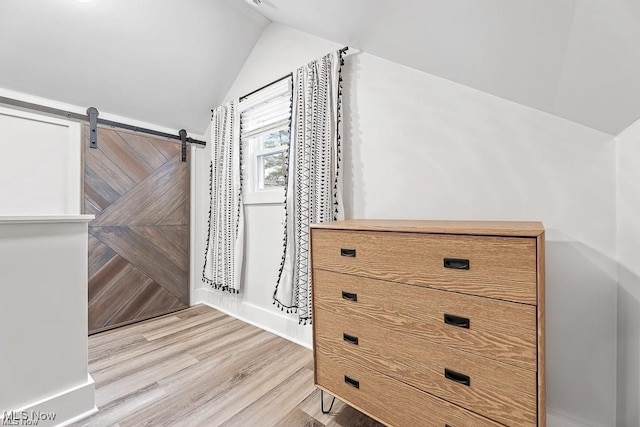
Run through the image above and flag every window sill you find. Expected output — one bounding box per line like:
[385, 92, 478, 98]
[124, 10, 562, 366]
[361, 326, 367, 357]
[243, 189, 285, 205]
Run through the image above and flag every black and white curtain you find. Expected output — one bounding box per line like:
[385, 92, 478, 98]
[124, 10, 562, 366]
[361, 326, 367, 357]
[273, 51, 345, 324]
[202, 101, 244, 293]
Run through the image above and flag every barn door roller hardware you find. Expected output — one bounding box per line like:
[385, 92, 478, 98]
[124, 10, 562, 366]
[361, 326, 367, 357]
[0, 95, 207, 160]
[87, 107, 99, 148]
[0, 96, 207, 161]
[86, 107, 206, 162]
[179, 129, 187, 162]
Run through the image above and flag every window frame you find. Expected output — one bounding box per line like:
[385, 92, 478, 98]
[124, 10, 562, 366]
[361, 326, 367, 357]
[244, 126, 289, 205]
[239, 77, 292, 206]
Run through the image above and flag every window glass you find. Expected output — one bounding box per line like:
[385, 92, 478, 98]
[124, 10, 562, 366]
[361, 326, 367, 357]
[261, 129, 289, 150]
[239, 76, 292, 203]
[258, 151, 287, 188]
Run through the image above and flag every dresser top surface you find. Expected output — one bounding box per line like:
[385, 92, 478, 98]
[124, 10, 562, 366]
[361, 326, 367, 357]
[311, 219, 545, 237]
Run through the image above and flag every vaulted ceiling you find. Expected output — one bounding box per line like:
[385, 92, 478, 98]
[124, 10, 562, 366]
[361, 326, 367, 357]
[253, 0, 640, 136]
[0, 0, 638, 135]
[0, 0, 269, 133]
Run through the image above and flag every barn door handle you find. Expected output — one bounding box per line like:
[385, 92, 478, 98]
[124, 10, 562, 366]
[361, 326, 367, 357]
[444, 258, 469, 270]
[340, 248, 356, 257]
[444, 314, 470, 329]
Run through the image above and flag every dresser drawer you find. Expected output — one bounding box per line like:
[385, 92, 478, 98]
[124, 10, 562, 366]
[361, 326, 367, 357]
[316, 349, 502, 427]
[313, 269, 537, 369]
[315, 309, 537, 426]
[311, 229, 537, 304]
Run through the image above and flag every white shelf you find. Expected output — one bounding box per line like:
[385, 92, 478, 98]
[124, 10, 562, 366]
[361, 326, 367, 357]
[0, 214, 94, 224]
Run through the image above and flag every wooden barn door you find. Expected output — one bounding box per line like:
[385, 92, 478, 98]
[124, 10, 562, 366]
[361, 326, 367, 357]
[83, 125, 190, 334]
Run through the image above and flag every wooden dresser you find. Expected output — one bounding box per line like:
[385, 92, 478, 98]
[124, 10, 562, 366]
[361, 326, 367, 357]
[311, 220, 545, 427]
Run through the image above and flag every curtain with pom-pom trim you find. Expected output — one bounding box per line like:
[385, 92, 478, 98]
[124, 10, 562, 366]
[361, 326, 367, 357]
[202, 101, 244, 294]
[273, 50, 345, 324]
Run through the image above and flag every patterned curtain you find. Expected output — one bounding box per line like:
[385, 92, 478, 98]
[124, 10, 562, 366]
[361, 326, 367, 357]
[202, 101, 244, 293]
[273, 50, 345, 324]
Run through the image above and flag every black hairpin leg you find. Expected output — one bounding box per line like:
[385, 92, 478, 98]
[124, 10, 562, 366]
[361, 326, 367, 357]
[320, 389, 337, 414]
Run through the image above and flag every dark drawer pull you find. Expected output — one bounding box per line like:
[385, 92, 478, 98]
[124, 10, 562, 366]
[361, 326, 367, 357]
[343, 333, 359, 345]
[445, 368, 470, 387]
[341, 291, 357, 302]
[443, 258, 469, 270]
[444, 313, 470, 329]
[340, 248, 356, 257]
[344, 375, 360, 389]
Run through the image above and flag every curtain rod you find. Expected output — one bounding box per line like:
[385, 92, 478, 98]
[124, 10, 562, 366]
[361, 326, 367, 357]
[239, 73, 293, 102]
[236, 46, 349, 103]
[0, 96, 207, 147]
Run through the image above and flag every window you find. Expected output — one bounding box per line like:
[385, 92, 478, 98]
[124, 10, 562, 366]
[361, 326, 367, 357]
[239, 76, 292, 204]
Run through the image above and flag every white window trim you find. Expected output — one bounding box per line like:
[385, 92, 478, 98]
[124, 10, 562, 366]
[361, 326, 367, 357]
[239, 77, 292, 206]
[243, 188, 285, 205]
[243, 130, 288, 205]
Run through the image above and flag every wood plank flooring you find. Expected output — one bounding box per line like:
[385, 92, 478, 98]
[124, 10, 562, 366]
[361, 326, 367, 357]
[76, 304, 382, 427]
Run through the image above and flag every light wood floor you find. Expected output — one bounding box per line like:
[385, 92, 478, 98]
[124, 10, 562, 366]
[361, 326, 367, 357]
[76, 304, 382, 426]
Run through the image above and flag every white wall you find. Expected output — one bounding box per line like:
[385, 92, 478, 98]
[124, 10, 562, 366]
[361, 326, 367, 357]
[194, 125, 314, 347]
[0, 91, 209, 425]
[192, 27, 346, 346]
[0, 104, 96, 424]
[0, 217, 95, 425]
[195, 23, 619, 426]
[2, 88, 205, 334]
[616, 118, 640, 427]
[344, 49, 617, 427]
[0, 107, 81, 215]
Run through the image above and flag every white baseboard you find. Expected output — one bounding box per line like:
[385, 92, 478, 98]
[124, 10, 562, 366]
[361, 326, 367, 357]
[57, 406, 98, 427]
[547, 410, 590, 427]
[14, 374, 96, 427]
[196, 287, 312, 349]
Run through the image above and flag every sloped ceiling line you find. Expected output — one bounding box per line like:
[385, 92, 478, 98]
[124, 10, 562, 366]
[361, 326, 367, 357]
[0, 0, 270, 134]
[1, 0, 638, 135]
[249, 0, 640, 136]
